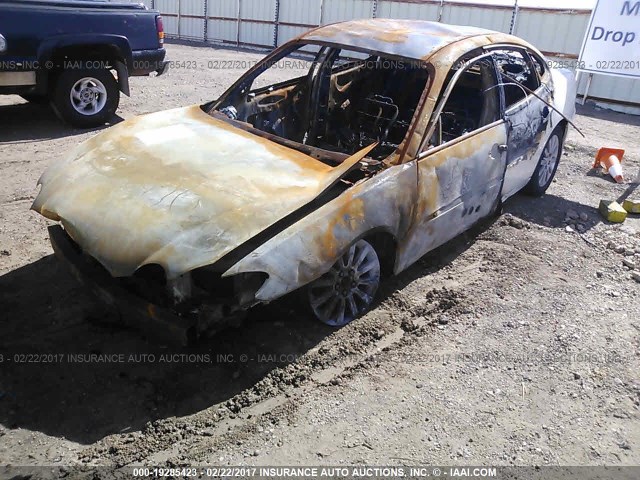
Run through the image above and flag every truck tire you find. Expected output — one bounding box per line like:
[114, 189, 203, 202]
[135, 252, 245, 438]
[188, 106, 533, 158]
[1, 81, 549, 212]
[51, 69, 119, 128]
[20, 94, 49, 104]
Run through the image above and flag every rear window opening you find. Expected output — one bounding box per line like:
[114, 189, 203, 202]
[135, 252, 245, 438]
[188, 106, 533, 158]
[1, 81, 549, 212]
[209, 43, 429, 163]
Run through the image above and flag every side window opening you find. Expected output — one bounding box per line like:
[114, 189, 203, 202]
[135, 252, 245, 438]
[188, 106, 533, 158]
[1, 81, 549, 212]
[426, 56, 500, 148]
[493, 49, 540, 108]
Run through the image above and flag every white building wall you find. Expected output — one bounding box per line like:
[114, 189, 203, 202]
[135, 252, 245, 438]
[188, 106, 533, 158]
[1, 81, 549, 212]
[106, 0, 638, 108]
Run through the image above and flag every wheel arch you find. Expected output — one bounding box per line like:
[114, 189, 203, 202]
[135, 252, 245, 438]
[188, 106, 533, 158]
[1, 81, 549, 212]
[361, 228, 398, 277]
[557, 119, 569, 142]
[37, 36, 131, 95]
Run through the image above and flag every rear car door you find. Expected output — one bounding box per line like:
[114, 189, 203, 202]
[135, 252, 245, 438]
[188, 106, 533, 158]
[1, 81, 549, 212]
[396, 54, 507, 272]
[491, 48, 551, 198]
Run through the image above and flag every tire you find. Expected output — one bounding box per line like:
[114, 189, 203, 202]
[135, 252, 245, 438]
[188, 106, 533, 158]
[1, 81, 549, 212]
[20, 93, 49, 104]
[523, 126, 564, 196]
[50, 68, 119, 128]
[307, 239, 381, 327]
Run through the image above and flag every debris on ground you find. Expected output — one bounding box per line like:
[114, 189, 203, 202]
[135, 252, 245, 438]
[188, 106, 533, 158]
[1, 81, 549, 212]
[599, 200, 627, 223]
[623, 198, 640, 214]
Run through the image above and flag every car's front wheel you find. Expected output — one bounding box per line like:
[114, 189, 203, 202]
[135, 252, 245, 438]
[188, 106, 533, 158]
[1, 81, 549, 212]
[524, 126, 564, 196]
[51, 69, 119, 128]
[308, 239, 381, 327]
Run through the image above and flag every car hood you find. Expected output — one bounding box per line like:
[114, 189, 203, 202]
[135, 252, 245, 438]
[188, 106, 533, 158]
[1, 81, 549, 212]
[32, 105, 373, 279]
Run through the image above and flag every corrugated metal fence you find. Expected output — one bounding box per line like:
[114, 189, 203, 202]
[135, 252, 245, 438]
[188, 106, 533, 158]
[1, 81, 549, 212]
[125, 0, 638, 108]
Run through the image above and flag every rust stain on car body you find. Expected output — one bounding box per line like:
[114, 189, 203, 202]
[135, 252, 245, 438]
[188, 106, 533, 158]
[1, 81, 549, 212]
[224, 160, 419, 300]
[300, 19, 494, 61]
[32, 19, 575, 337]
[32, 106, 373, 279]
[305, 19, 414, 44]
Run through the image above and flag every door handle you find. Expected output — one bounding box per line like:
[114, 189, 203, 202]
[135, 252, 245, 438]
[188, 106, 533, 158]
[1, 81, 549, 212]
[498, 144, 508, 153]
[542, 106, 550, 118]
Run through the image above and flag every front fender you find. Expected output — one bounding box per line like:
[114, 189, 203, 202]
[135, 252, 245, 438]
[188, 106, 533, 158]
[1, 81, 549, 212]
[223, 161, 418, 301]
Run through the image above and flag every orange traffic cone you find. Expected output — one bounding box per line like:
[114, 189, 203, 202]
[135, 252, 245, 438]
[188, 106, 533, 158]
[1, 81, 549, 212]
[593, 147, 625, 183]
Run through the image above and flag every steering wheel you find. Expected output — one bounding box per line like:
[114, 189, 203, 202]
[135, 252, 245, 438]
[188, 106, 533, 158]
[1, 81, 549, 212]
[257, 93, 286, 112]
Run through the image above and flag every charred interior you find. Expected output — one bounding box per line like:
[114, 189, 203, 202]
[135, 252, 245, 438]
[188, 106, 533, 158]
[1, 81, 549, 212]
[210, 44, 429, 162]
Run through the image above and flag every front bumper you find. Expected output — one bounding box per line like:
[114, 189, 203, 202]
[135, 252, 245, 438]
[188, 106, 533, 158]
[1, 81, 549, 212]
[48, 225, 194, 345]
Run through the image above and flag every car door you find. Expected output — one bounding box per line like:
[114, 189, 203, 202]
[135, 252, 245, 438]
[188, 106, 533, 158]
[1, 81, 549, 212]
[491, 48, 551, 198]
[396, 54, 508, 272]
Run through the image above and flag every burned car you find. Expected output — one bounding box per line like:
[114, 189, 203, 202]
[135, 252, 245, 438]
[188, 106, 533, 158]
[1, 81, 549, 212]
[32, 20, 577, 343]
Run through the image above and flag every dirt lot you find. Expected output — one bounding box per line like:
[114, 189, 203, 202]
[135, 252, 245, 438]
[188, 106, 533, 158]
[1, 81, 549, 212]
[1, 42, 639, 473]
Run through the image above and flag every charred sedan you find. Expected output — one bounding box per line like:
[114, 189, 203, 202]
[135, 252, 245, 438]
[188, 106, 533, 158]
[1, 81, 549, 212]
[32, 20, 577, 343]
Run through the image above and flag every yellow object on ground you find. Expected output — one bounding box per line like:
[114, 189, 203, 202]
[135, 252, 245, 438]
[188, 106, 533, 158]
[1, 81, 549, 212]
[622, 198, 640, 214]
[599, 200, 627, 223]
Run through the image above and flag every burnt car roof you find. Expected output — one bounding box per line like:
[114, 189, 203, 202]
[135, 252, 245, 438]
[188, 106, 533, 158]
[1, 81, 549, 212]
[299, 19, 525, 61]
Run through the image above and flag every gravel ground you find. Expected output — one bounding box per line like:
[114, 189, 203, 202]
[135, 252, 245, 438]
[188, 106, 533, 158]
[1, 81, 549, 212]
[0, 42, 639, 473]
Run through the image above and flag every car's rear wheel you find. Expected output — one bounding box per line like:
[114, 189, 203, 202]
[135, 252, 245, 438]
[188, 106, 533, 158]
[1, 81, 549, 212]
[524, 126, 563, 196]
[308, 239, 380, 327]
[51, 68, 119, 128]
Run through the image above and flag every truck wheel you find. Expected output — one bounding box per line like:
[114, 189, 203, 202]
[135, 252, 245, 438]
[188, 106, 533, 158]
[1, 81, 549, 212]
[20, 94, 49, 104]
[51, 69, 119, 128]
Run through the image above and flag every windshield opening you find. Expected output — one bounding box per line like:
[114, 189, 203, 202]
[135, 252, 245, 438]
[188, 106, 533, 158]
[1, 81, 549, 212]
[208, 43, 430, 162]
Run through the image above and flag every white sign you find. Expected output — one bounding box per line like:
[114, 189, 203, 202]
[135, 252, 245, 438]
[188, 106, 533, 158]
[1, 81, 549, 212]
[578, 0, 640, 78]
